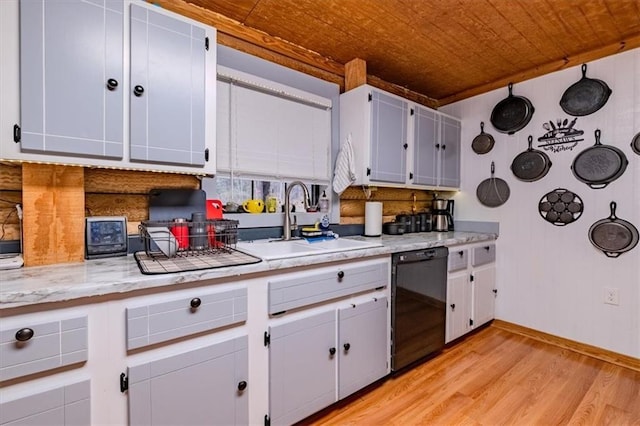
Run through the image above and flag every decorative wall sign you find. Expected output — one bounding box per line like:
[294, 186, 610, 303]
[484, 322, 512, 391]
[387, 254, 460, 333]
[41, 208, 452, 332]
[537, 118, 584, 153]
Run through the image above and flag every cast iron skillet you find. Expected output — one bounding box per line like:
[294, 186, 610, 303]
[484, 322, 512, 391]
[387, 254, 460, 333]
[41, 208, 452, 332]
[490, 83, 535, 135]
[476, 162, 510, 207]
[511, 135, 552, 182]
[571, 129, 628, 189]
[560, 64, 612, 117]
[471, 122, 495, 154]
[631, 132, 640, 155]
[588, 201, 639, 258]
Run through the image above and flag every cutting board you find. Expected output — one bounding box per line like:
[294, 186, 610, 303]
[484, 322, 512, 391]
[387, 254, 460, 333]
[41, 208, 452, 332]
[148, 189, 206, 221]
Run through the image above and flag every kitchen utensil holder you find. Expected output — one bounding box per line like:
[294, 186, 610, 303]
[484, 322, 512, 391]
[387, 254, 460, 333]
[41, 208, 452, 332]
[139, 218, 239, 259]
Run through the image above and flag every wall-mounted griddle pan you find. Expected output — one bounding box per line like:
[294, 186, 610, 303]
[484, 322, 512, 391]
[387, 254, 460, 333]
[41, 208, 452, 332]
[571, 129, 628, 189]
[511, 135, 552, 182]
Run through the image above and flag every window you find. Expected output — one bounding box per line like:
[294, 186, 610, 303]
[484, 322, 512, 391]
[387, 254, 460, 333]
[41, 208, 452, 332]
[208, 176, 325, 214]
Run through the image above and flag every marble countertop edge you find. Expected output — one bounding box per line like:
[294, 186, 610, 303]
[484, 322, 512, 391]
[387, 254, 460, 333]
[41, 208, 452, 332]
[0, 232, 497, 310]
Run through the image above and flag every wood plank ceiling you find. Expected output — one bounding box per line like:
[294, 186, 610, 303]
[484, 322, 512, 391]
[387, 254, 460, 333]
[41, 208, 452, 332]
[165, 0, 640, 106]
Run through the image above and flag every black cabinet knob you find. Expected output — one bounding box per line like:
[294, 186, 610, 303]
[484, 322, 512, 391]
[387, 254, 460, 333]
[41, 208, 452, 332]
[237, 381, 247, 391]
[106, 78, 118, 91]
[409, 172, 413, 180]
[15, 328, 34, 342]
[343, 343, 351, 351]
[442, 145, 446, 150]
[403, 143, 408, 149]
[190, 298, 201, 309]
[337, 271, 344, 279]
[133, 85, 145, 97]
[450, 303, 456, 310]
[329, 347, 336, 356]
[435, 143, 440, 149]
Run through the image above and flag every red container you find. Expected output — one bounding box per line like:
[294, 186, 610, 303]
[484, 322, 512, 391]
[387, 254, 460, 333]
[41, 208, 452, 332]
[170, 218, 189, 250]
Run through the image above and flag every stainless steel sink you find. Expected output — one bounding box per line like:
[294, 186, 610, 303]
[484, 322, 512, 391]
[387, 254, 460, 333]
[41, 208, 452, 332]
[236, 238, 383, 260]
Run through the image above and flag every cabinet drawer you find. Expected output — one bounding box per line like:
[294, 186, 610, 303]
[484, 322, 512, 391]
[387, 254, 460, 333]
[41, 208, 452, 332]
[448, 249, 468, 272]
[126, 286, 247, 350]
[471, 244, 496, 266]
[0, 316, 88, 382]
[268, 259, 389, 314]
[0, 380, 90, 425]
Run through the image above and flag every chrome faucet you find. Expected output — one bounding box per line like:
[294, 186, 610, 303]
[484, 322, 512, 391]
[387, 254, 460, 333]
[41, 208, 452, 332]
[283, 181, 310, 240]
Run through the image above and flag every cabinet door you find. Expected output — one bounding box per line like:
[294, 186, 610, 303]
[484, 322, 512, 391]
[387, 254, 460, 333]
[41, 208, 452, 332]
[338, 297, 388, 399]
[130, 4, 207, 167]
[0, 380, 90, 426]
[412, 106, 439, 186]
[128, 336, 248, 426]
[369, 91, 408, 184]
[472, 265, 496, 327]
[269, 310, 336, 426]
[439, 116, 461, 188]
[19, 0, 123, 159]
[446, 272, 470, 343]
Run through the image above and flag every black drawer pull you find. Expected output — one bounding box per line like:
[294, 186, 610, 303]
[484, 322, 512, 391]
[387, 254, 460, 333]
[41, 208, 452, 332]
[484, 246, 491, 251]
[343, 343, 351, 351]
[450, 303, 456, 310]
[237, 381, 247, 391]
[190, 298, 201, 309]
[15, 328, 34, 342]
[458, 251, 464, 257]
[106, 78, 118, 91]
[329, 347, 336, 356]
[133, 85, 144, 97]
[337, 271, 344, 279]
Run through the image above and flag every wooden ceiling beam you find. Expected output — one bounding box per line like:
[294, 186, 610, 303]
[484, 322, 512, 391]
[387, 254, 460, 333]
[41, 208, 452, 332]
[438, 34, 640, 106]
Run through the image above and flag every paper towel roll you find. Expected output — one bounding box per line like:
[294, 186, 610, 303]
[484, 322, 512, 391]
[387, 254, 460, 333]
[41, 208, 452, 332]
[364, 202, 383, 236]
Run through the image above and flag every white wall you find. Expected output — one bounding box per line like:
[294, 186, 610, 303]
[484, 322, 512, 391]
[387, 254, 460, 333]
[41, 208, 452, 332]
[441, 49, 640, 358]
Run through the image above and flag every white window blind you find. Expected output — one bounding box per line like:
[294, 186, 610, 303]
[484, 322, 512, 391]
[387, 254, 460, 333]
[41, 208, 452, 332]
[216, 67, 332, 183]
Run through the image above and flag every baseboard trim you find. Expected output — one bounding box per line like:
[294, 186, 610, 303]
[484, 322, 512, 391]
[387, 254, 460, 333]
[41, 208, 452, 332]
[492, 319, 640, 372]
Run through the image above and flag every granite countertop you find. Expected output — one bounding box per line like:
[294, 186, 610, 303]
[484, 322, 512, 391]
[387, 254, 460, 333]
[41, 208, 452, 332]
[0, 232, 496, 310]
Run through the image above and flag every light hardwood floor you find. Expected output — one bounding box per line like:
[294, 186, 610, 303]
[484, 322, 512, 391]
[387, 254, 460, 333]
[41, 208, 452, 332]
[301, 325, 640, 425]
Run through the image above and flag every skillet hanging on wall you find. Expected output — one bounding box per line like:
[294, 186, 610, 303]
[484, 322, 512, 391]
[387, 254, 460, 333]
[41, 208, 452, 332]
[560, 64, 612, 116]
[471, 122, 495, 154]
[511, 135, 552, 182]
[588, 202, 639, 258]
[490, 83, 535, 135]
[631, 132, 640, 155]
[571, 129, 628, 189]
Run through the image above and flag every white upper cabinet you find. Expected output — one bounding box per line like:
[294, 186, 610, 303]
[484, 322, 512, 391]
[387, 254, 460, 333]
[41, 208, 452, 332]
[129, 4, 208, 168]
[1, 0, 216, 175]
[19, 0, 124, 159]
[412, 105, 461, 188]
[340, 84, 461, 189]
[216, 67, 332, 183]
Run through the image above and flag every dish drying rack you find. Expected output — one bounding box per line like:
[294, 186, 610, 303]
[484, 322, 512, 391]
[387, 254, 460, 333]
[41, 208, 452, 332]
[139, 218, 239, 259]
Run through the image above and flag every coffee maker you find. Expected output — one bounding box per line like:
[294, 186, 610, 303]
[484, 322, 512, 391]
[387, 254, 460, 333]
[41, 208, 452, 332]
[432, 199, 454, 232]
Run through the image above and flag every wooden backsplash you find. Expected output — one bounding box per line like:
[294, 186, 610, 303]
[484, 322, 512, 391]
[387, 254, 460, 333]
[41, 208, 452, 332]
[1, 163, 455, 265]
[0, 163, 199, 266]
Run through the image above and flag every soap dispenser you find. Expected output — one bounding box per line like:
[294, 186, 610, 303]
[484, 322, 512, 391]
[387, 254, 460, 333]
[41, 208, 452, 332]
[319, 190, 329, 213]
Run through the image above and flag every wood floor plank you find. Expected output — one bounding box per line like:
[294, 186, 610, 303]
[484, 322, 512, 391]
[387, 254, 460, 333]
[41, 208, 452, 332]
[302, 326, 640, 426]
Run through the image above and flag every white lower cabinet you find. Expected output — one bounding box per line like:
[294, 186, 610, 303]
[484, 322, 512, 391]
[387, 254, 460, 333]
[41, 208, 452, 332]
[127, 336, 248, 426]
[446, 242, 497, 343]
[0, 379, 91, 426]
[0, 307, 91, 426]
[268, 297, 388, 426]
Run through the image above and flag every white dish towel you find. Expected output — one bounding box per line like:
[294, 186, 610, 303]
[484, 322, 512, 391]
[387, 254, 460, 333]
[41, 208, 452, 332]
[333, 133, 356, 195]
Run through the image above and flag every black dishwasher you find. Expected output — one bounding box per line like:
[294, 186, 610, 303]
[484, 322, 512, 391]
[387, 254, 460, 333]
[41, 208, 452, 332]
[391, 246, 448, 372]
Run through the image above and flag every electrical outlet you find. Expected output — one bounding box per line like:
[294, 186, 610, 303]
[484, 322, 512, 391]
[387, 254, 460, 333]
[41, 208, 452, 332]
[604, 287, 619, 305]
